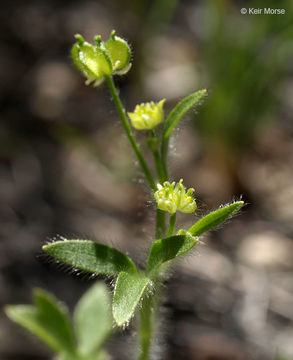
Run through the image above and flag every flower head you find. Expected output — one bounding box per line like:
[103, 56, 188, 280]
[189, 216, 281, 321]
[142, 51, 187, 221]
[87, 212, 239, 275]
[154, 179, 197, 214]
[128, 99, 165, 130]
[71, 31, 131, 87]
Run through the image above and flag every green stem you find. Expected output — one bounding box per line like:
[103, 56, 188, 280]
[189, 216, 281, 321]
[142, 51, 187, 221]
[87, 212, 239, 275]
[153, 149, 165, 183]
[105, 75, 156, 191]
[167, 213, 176, 236]
[138, 295, 154, 360]
[150, 130, 165, 184]
[148, 130, 167, 239]
[161, 136, 169, 180]
[155, 209, 165, 239]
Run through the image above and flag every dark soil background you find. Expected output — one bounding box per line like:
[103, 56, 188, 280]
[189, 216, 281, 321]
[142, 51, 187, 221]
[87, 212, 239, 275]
[1, 0, 293, 359]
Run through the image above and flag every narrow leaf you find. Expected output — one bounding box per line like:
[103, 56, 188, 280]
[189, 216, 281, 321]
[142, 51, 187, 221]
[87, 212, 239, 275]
[5, 289, 75, 354]
[43, 240, 136, 276]
[74, 283, 112, 355]
[163, 89, 207, 139]
[188, 201, 244, 236]
[113, 272, 150, 326]
[147, 234, 198, 274]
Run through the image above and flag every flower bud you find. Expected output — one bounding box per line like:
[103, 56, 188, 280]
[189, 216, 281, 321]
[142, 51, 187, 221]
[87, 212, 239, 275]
[154, 179, 197, 214]
[128, 99, 165, 130]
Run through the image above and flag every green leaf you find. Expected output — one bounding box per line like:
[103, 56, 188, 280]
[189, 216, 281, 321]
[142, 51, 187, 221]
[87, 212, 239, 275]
[113, 272, 150, 326]
[188, 201, 244, 236]
[43, 240, 136, 276]
[74, 283, 112, 356]
[163, 89, 207, 139]
[5, 289, 75, 354]
[147, 234, 198, 274]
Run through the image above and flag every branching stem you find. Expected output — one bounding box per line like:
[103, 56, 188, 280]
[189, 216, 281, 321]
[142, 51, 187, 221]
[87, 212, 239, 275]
[105, 75, 156, 191]
[105, 76, 169, 360]
[149, 130, 167, 239]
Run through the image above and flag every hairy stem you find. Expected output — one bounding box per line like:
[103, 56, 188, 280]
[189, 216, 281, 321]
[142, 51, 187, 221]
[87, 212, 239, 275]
[138, 295, 154, 360]
[153, 149, 165, 184]
[155, 209, 165, 239]
[150, 131, 165, 184]
[105, 75, 156, 191]
[167, 213, 176, 236]
[160, 137, 169, 180]
[149, 130, 167, 239]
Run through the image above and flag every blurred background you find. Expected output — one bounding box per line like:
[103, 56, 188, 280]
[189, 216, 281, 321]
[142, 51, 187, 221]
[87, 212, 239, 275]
[1, 0, 293, 359]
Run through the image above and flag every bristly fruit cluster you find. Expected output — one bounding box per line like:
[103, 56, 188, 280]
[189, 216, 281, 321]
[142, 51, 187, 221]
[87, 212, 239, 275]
[71, 30, 131, 87]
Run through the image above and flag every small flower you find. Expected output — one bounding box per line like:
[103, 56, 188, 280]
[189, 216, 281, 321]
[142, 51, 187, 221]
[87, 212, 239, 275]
[154, 179, 197, 214]
[128, 99, 165, 130]
[71, 31, 131, 87]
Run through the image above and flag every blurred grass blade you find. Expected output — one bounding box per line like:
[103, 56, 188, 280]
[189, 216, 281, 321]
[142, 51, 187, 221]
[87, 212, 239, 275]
[163, 89, 207, 139]
[74, 283, 112, 356]
[147, 234, 198, 274]
[43, 240, 137, 276]
[5, 289, 75, 354]
[188, 201, 244, 236]
[113, 272, 150, 326]
[274, 351, 292, 360]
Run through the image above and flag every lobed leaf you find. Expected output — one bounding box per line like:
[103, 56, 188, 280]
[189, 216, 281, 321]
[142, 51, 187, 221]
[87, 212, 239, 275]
[74, 283, 112, 356]
[188, 201, 244, 236]
[163, 89, 207, 139]
[147, 234, 198, 274]
[5, 289, 75, 354]
[43, 240, 136, 276]
[113, 272, 150, 326]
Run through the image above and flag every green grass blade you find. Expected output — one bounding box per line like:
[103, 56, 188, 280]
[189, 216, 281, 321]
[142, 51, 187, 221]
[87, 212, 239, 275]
[43, 240, 136, 276]
[5, 289, 76, 354]
[147, 234, 198, 274]
[74, 283, 112, 356]
[188, 201, 244, 236]
[163, 89, 207, 139]
[113, 272, 150, 327]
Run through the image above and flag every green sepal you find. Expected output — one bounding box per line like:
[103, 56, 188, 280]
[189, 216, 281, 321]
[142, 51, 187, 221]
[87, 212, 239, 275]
[78, 42, 113, 78]
[71, 39, 87, 74]
[43, 240, 137, 276]
[163, 89, 207, 139]
[71, 34, 113, 83]
[74, 283, 112, 356]
[113, 272, 150, 326]
[188, 201, 244, 236]
[147, 234, 198, 274]
[5, 289, 76, 355]
[105, 30, 131, 72]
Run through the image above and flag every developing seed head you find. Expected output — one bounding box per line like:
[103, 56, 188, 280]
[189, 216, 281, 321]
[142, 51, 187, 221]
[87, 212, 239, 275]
[128, 99, 166, 130]
[154, 179, 197, 214]
[71, 31, 131, 86]
[105, 30, 132, 75]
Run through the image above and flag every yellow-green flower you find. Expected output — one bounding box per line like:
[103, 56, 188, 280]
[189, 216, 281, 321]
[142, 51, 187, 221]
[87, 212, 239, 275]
[71, 31, 131, 87]
[128, 99, 165, 130]
[154, 179, 197, 214]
